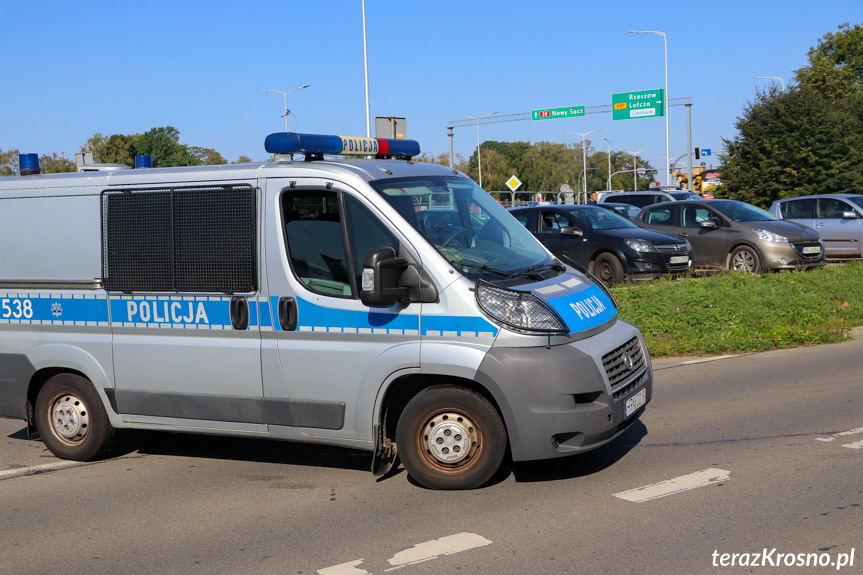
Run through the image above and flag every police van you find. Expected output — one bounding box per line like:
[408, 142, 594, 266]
[0, 133, 652, 489]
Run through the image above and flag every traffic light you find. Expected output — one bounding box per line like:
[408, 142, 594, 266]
[695, 147, 701, 160]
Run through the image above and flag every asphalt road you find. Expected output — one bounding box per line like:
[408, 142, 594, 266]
[2, 337, 862, 575]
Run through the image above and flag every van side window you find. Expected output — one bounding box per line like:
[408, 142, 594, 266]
[102, 185, 256, 293]
[283, 190, 352, 297]
[281, 190, 398, 299]
[344, 195, 398, 292]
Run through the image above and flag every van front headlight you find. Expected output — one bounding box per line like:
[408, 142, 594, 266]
[475, 281, 568, 335]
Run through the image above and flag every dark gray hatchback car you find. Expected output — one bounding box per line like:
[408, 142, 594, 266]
[633, 200, 824, 273]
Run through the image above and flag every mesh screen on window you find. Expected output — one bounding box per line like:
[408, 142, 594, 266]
[102, 185, 256, 293]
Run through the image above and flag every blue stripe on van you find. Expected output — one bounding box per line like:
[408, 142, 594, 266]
[543, 283, 617, 333]
[0, 293, 109, 324]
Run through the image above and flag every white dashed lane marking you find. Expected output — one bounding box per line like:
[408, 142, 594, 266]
[614, 468, 732, 503]
[814, 426, 863, 450]
[317, 532, 492, 575]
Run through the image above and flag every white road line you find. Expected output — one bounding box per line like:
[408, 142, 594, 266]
[680, 355, 739, 365]
[0, 460, 88, 480]
[815, 437, 836, 442]
[842, 440, 863, 450]
[317, 559, 368, 575]
[386, 533, 492, 570]
[836, 427, 863, 436]
[317, 533, 492, 575]
[614, 468, 731, 503]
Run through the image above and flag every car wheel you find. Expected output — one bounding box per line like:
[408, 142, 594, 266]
[396, 385, 507, 490]
[592, 253, 624, 285]
[35, 373, 115, 461]
[729, 246, 761, 273]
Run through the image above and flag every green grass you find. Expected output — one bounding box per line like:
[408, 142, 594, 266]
[613, 262, 863, 357]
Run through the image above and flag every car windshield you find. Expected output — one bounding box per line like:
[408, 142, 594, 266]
[847, 196, 863, 211]
[369, 176, 555, 281]
[710, 200, 780, 222]
[564, 206, 640, 230]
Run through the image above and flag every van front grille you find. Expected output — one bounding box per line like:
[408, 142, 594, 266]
[602, 337, 645, 391]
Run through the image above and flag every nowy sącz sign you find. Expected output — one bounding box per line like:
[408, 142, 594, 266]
[531, 106, 586, 121]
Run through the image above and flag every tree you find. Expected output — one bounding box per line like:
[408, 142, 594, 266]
[795, 23, 863, 100]
[80, 134, 109, 163]
[135, 126, 196, 167]
[232, 155, 254, 164]
[720, 24, 863, 207]
[39, 153, 76, 174]
[0, 148, 19, 176]
[189, 147, 227, 166]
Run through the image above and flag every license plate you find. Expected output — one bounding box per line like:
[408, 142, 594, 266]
[625, 387, 647, 418]
[802, 246, 821, 254]
[669, 255, 689, 264]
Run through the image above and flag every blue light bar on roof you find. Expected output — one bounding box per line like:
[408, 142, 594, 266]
[264, 132, 420, 159]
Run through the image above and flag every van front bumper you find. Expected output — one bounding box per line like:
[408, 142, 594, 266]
[475, 319, 652, 462]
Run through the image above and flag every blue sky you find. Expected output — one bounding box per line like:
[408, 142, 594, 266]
[2, 0, 861, 177]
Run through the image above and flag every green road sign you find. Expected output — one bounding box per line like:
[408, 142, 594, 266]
[531, 106, 586, 121]
[612, 89, 665, 120]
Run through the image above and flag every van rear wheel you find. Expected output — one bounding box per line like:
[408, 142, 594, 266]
[35, 374, 115, 461]
[396, 385, 507, 490]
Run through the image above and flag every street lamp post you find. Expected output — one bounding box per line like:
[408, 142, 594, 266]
[568, 130, 602, 197]
[260, 85, 311, 132]
[622, 149, 646, 191]
[604, 137, 613, 192]
[629, 30, 669, 188]
[755, 75, 786, 91]
[458, 111, 498, 189]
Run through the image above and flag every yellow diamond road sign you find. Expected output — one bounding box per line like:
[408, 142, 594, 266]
[506, 175, 522, 192]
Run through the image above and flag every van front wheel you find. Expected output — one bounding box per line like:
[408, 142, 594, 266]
[396, 385, 507, 490]
[35, 374, 115, 461]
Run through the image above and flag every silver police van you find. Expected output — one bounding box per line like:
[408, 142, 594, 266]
[0, 133, 652, 489]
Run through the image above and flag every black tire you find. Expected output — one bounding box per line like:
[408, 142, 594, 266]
[592, 252, 625, 285]
[729, 246, 761, 273]
[396, 385, 507, 490]
[35, 374, 115, 461]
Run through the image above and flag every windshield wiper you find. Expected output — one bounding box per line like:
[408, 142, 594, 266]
[513, 263, 565, 277]
[451, 260, 512, 277]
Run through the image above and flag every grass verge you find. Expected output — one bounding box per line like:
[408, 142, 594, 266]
[613, 262, 863, 357]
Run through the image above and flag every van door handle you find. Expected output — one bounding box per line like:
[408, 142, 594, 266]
[278, 297, 298, 331]
[230, 296, 250, 331]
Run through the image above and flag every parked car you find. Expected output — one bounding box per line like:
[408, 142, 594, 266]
[595, 202, 642, 221]
[599, 190, 701, 208]
[769, 194, 863, 258]
[634, 199, 824, 273]
[509, 205, 692, 285]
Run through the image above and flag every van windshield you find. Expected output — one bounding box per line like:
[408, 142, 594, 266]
[369, 176, 556, 281]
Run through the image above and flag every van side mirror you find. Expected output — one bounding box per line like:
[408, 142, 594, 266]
[360, 247, 409, 307]
[560, 226, 583, 237]
[843, 211, 860, 219]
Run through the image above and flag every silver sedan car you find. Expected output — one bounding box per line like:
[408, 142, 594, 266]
[769, 194, 863, 258]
